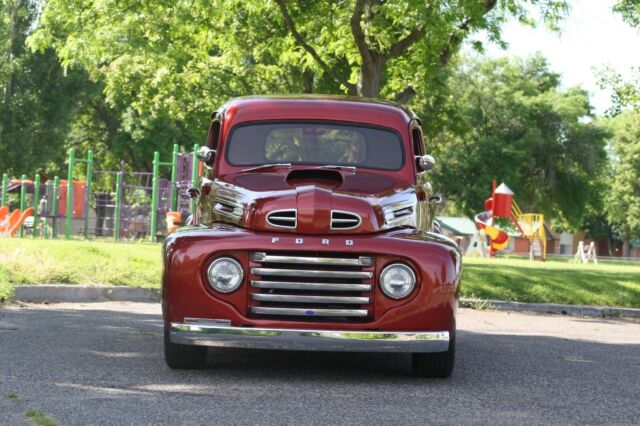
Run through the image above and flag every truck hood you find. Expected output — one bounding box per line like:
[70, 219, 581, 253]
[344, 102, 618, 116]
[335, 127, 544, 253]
[212, 170, 416, 234]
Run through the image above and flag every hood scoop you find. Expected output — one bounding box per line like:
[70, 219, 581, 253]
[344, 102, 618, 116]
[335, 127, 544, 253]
[286, 169, 343, 187]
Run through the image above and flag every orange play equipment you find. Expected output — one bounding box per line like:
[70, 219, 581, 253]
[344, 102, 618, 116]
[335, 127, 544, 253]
[0, 206, 34, 237]
[165, 212, 183, 234]
[474, 182, 547, 260]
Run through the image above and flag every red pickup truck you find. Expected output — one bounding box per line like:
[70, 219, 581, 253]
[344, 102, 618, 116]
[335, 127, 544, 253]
[162, 96, 461, 378]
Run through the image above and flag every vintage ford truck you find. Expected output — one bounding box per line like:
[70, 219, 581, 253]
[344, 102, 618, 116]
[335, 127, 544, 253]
[163, 96, 461, 378]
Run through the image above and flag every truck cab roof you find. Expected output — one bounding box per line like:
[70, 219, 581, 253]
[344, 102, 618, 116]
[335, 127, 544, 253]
[218, 95, 417, 129]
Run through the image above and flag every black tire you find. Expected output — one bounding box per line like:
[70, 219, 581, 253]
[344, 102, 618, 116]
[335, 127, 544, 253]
[164, 327, 208, 369]
[412, 331, 455, 378]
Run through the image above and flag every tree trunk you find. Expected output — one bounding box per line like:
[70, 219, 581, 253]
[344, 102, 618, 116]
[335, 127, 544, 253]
[606, 228, 614, 257]
[302, 69, 314, 93]
[622, 226, 631, 258]
[357, 56, 385, 98]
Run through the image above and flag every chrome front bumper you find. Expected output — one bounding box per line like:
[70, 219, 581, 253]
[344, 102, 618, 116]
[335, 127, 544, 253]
[169, 319, 450, 353]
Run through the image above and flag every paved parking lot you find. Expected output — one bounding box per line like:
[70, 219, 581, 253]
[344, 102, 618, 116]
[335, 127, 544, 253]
[1, 302, 639, 425]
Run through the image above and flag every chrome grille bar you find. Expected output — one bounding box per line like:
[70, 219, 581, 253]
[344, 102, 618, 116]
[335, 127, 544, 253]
[251, 307, 368, 317]
[252, 294, 370, 304]
[251, 252, 373, 267]
[251, 280, 371, 291]
[251, 268, 372, 279]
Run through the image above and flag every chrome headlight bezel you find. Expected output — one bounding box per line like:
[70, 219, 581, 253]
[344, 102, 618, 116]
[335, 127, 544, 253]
[379, 263, 416, 299]
[206, 257, 244, 294]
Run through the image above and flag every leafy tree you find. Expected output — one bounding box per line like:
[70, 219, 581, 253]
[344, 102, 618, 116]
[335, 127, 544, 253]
[598, 67, 640, 115]
[30, 0, 568, 125]
[591, 1, 640, 256]
[602, 112, 640, 257]
[430, 55, 607, 229]
[614, 0, 640, 27]
[598, 1, 640, 115]
[0, 0, 78, 177]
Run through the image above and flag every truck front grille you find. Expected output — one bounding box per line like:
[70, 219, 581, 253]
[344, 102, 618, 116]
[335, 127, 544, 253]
[249, 252, 374, 322]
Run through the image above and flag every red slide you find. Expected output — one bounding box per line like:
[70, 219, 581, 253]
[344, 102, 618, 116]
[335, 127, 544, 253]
[1, 208, 34, 237]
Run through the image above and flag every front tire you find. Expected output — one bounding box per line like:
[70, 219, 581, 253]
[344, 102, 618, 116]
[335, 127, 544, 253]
[412, 331, 455, 378]
[164, 327, 208, 369]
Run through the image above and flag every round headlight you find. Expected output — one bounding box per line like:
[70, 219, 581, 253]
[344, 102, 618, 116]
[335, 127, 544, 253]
[380, 263, 416, 299]
[207, 257, 243, 293]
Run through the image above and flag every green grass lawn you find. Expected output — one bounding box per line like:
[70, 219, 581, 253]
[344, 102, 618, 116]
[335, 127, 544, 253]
[0, 238, 161, 302]
[462, 257, 640, 308]
[1, 239, 639, 308]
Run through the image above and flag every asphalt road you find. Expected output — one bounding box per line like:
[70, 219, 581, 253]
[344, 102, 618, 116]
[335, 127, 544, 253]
[1, 303, 639, 425]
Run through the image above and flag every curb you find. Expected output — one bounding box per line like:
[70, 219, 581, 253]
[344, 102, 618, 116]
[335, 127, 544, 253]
[459, 298, 640, 319]
[13, 285, 161, 303]
[10, 285, 640, 319]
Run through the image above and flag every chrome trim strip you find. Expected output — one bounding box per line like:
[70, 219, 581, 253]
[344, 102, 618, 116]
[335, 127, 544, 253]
[251, 280, 371, 291]
[212, 195, 244, 220]
[330, 210, 362, 230]
[251, 268, 373, 279]
[266, 209, 297, 229]
[382, 200, 415, 212]
[251, 307, 368, 317]
[251, 253, 372, 267]
[214, 196, 243, 208]
[213, 203, 243, 220]
[386, 215, 415, 227]
[381, 200, 416, 229]
[252, 293, 370, 304]
[170, 320, 450, 353]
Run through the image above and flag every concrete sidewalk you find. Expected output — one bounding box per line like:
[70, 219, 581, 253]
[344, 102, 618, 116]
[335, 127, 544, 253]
[11, 284, 640, 319]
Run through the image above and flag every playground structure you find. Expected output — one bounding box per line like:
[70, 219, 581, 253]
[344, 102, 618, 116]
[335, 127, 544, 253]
[574, 241, 598, 264]
[468, 181, 547, 260]
[0, 144, 200, 242]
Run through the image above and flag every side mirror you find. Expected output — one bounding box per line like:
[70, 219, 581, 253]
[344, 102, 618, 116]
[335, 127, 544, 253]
[197, 146, 216, 165]
[415, 155, 435, 172]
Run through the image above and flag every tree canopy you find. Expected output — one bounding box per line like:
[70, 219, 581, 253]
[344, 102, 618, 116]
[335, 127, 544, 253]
[430, 54, 607, 229]
[0, 1, 87, 176]
[614, 0, 640, 27]
[30, 0, 568, 125]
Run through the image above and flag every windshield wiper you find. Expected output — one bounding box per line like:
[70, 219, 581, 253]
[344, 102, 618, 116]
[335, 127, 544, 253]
[241, 163, 292, 173]
[315, 165, 357, 172]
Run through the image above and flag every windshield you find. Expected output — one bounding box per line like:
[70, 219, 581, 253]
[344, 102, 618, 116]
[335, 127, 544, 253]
[226, 122, 405, 171]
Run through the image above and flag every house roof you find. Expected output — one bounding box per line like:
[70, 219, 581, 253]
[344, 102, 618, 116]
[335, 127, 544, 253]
[435, 216, 477, 236]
